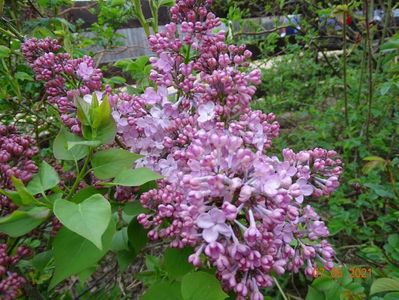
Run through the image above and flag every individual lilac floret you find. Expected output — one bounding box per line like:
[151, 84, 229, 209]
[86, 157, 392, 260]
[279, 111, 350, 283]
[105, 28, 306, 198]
[197, 208, 231, 242]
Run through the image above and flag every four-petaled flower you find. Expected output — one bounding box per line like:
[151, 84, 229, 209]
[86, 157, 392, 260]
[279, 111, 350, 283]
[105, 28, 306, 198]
[76, 62, 94, 81]
[197, 102, 215, 123]
[197, 208, 231, 242]
[295, 178, 314, 203]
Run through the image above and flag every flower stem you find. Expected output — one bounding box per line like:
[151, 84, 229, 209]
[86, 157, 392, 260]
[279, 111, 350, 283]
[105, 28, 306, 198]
[273, 276, 288, 300]
[66, 148, 93, 200]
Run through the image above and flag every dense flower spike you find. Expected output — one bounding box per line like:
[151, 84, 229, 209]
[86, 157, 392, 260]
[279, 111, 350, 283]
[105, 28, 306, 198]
[114, 0, 343, 298]
[0, 124, 38, 216]
[20, 1, 343, 298]
[0, 244, 30, 300]
[21, 38, 103, 133]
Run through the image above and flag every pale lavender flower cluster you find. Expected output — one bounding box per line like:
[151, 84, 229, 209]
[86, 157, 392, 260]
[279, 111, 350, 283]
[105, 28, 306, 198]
[139, 134, 341, 298]
[111, 0, 344, 298]
[0, 244, 30, 300]
[0, 124, 38, 215]
[21, 38, 103, 133]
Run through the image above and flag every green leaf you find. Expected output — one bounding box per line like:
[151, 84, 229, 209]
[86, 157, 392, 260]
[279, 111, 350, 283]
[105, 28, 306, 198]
[363, 156, 386, 162]
[163, 248, 194, 280]
[328, 219, 347, 235]
[53, 128, 89, 161]
[27, 161, 60, 195]
[67, 140, 101, 150]
[0, 46, 11, 58]
[76, 97, 92, 126]
[93, 117, 116, 144]
[77, 267, 97, 285]
[108, 76, 126, 85]
[158, 0, 175, 7]
[0, 207, 50, 237]
[384, 292, 399, 300]
[92, 95, 112, 129]
[364, 183, 396, 199]
[0, 189, 23, 206]
[312, 276, 339, 291]
[127, 218, 148, 253]
[370, 278, 399, 295]
[108, 168, 163, 187]
[122, 201, 147, 223]
[91, 148, 143, 180]
[111, 227, 137, 271]
[70, 186, 107, 203]
[141, 281, 183, 300]
[116, 249, 136, 272]
[306, 286, 325, 300]
[11, 177, 42, 206]
[31, 250, 52, 272]
[123, 201, 147, 217]
[15, 72, 34, 81]
[53, 194, 111, 250]
[111, 228, 129, 252]
[181, 272, 228, 300]
[49, 220, 115, 289]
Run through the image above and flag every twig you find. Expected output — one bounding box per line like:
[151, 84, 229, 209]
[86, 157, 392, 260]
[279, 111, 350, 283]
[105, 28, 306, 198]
[27, 0, 44, 18]
[342, 2, 349, 126]
[364, 0, 374, 145]
[290, 273, 301, 299]
[73, 263, 118, 300]
[58, 3, 96, 16]
[376, 0, 392, 72]
[338, 244, 366, 250]
[287, 294, 303, 300]
[355, 41, 367, 107]
[234, 25, 292, 37]
[115, 136, 127, 150]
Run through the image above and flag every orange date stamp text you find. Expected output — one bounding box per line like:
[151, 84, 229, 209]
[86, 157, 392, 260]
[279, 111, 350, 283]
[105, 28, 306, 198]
[312, 266, 372, 279]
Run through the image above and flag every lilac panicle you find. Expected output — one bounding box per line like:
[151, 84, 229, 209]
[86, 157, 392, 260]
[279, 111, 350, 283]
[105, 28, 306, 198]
[0, 124, 38, 216]
[21, 38, 103, 133]
[0, 244, 30, 299]
[111, 0, 343, 298]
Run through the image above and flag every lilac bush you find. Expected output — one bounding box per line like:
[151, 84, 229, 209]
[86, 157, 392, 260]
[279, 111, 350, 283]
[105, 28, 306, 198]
[17, 1, 342, 298]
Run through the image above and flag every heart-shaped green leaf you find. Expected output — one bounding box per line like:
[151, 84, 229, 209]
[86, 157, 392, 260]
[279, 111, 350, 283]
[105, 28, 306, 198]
[27, 161, 60, 195]
[53, 194, 111, 249]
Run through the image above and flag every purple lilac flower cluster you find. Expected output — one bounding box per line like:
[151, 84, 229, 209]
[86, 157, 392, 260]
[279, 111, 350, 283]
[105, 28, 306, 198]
[0, 124, 38, 216]
[0, 244, 30, 300]
[19, 1, 343, 297]
[110, 0, 343, 298]
[21, 38, 103, 133]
